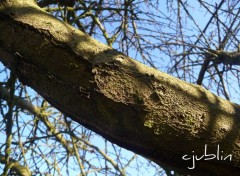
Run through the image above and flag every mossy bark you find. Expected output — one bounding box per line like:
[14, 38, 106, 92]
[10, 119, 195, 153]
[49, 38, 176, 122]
[0, 0, 240, 175]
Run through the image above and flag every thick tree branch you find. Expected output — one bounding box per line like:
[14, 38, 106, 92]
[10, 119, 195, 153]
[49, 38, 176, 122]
[215, 50, 240, 65]
[0, 154, 31, 176]
[1, 1, 240, 175]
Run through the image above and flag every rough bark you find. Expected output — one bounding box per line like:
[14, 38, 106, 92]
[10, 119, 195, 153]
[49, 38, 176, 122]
[0, 0, 240, 175]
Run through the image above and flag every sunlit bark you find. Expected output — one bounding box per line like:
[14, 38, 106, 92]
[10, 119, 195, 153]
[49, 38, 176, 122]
[1, 0, 240, 175]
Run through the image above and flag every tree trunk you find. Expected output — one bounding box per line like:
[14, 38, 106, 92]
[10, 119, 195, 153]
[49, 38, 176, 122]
[0, 1, 240, 175]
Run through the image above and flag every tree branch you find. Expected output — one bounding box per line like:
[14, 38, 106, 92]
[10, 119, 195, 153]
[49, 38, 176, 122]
[0, 154, 31, 176]
[1, 1, 240, 175]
